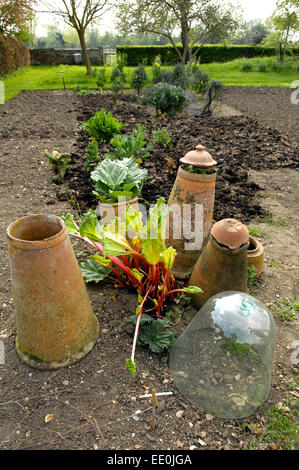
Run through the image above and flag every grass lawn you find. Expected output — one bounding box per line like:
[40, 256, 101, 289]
[2, 56, 298, 102]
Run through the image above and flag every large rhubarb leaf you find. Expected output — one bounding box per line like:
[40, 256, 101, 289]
[91, 158, 127, 188]
[62, 213, 79, 235]
[79, 210, 102, 242]
[141, 238, 166, 265]
[103, 231, 133, 257]
[161, 247, 176, 270]
[80, 259, 110, 283]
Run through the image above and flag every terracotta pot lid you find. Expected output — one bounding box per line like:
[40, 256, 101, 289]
[180, 144, 217, 168]
[211, 218, 249, 249]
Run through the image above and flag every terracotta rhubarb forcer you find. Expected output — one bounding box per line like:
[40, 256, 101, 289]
[7, 214, 100, 370]
[97, 197, 139, 225]
[166, 145, 217, 279]
[247, 236, 264, 278]
[189, 218, 249, 308]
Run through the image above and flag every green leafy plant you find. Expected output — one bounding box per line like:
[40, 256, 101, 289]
[143, 82, 188, 116]
[181, 164, 208, 174]
[81, 108, 125, 142]
[126, 314, 177, 353]
[62, 199, 203, 376]
[130, 64, 147, 95]
[225, 333, 259, 360]
[104, 125, 152, 163]
[152, 55, 162, 82]
[96, 69, 106, 93]
[74, 85, 96, 96]
[84, 138, 100, 172]
[247, 265, 258, 288]
[111, 70, 126, 98]
[271, 296, 298, 322]
[152, 127, 172, 147]
[43, 149, 70, 179]
[189, 68, 210, 95]
[171, 63, 188, 89]
[91, 157, 148, 202]
[241, 62, 253, 72]
[111, 53, 127, 97]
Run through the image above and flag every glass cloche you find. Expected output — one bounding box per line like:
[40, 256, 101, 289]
[169, 291, 277, 419]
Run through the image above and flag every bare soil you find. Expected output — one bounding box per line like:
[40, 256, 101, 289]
[0, 89, 298, 451]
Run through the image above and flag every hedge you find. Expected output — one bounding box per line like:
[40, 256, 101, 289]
[0, 33, 31, 76]
[116, 45, 299, 65]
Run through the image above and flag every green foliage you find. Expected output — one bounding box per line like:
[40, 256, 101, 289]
[80, 259, 111, 283]
[84, 138, 100, 172]
[126, 315, 177, 353]
[257, 63, 267, 72]
[152, 55, 162, 81]
[96, 69, 106, 90]
[126, 358, 136, 377]
[154, 63, 187, 89]
[0, 32, 31, 76]
[74, 85, 96, 96]
[248, 225, 263, 237]
[111, 52, 127, 97]
[183, 286, 204, 295]
[152, 127, 172, 147]
[116, 45, 299, 66]
[182, 164, 207, 174]
[64, 200, 202, 377]
[247, 265, 258, 287]
[171, 63, 187, 89]
[271, 296, 298, 322]
[189, 67, 210, 94]
[91, 157, 148, 202]
[130, 64, 147, 94]
[225, 334, 259, 360]
[143, 82, 188, 116]
[263, 401, 299, 450]
[105, 126, 152, 162]
[258, 215, 288, 227]
[81, 108, 125, 142]
[241, 62, 253, 72]
[43, 149, 70, 178]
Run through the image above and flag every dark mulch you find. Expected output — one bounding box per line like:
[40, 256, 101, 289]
[64, 93, 299, 223]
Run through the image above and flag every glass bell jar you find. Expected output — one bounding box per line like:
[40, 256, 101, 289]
[169, 291, 277, 419]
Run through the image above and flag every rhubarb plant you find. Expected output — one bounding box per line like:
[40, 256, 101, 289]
[91, 157, 148, 202]
[104, 126, 152, 164]
[62, 198, 202, 376]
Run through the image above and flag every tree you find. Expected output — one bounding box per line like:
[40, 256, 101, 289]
[262, 0, 299, 63]
[116, 0, 243, 67]
[39, 1, 108, 74]
[235, 19, 270, 45]
[0, 0, 35, 36]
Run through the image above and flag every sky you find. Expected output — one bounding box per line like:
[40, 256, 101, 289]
[35, 0, 278, 37]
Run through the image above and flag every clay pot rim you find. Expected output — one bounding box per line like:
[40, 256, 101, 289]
[247, 236, 259, 253]
[178, 166, 217, 182]
[7, 214, 67, 250]
[97, 196, 139, 207]
[211, 234, 249, 252]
